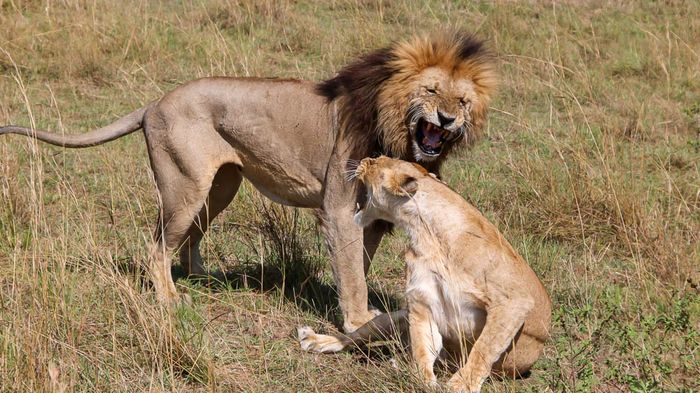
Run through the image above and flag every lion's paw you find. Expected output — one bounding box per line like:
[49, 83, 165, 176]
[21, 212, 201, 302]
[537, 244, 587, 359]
[178, 292, 194, 306]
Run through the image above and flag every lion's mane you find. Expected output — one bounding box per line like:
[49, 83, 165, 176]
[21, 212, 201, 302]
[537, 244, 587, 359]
[317, 31, 498, 167]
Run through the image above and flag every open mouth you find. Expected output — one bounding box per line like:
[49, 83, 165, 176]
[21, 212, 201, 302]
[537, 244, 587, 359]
[354, 198, 370, 226]
[355, 186, 369, 215]
[355, 201, 364, 214]
[353, 166, 368, 213]
[414, 118, 456, 156]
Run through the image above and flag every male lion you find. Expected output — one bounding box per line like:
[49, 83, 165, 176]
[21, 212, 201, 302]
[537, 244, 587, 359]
[298, 158, 551, 392]
[0, 32, 497, 333]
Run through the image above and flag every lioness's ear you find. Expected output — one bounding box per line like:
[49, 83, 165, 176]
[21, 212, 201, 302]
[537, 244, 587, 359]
[387, 173, 418, 196]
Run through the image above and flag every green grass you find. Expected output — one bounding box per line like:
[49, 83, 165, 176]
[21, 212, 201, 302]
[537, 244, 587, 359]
[1, 0, 698, 392]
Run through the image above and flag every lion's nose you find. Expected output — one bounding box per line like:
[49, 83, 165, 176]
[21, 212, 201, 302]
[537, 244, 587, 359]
[437, 111, 456, 127]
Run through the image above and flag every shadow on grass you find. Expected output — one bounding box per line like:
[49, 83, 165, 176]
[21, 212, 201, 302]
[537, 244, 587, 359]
[171, 260, 402, 331]
[113, 193, 402, 334]
[109, 243, 401, 333]
[110, 256, 536, 378]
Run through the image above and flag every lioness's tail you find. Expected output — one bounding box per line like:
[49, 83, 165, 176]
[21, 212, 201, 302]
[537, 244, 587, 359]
[0, 104, 152, 148]
[297, 310, 408, 353]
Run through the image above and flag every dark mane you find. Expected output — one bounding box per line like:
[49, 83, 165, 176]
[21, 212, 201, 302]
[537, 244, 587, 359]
[315, 31, 496, 172]
[316, 47, 397, 158]
[315, 47, 396, 102]
[456, 34, 487, 61]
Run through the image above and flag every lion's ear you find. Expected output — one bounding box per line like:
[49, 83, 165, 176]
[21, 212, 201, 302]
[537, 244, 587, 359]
[387, 173, 418, 196]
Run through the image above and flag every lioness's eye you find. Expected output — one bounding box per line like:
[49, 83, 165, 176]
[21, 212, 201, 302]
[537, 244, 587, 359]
[426, 87, 437, 95]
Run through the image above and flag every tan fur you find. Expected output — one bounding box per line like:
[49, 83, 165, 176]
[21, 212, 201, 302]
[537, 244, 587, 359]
[299, 157, 551, 393]
[0, 32, 496, 334]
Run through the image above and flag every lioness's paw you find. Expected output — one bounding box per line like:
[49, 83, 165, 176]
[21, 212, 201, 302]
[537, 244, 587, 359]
[296, 326, 315, 344]
[296, 326, 345, 353]
[446, 375, 481, 393]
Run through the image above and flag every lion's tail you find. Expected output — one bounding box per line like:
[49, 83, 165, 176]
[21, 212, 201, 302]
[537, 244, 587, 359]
[297, 310, 408, 353]
[0, 104, 153, 148]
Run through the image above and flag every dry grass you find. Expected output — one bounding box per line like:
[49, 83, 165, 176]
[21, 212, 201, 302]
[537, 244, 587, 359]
[1, 1, 698, 392]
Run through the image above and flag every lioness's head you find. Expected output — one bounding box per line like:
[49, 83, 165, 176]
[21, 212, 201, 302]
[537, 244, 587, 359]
[353, 156, 429, 227]
[318, 31, 497, 170]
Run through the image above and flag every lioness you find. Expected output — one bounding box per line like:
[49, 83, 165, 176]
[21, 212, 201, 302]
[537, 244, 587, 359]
[298, 157, 551, 393]
[0, 32, 496, 333]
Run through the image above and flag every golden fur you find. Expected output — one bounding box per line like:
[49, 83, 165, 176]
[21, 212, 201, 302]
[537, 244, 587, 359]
[317, 31, 497, 171]
[1, 32, 497, 334]
[377, 33, 498, 159]
[298, 157, 551, 393]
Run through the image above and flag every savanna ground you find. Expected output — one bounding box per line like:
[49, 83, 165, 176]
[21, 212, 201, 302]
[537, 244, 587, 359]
[0, 1, 698, 392]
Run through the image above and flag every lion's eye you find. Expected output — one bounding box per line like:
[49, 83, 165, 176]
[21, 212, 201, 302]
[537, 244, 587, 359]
[426, 87, 437, 95]
[460, 98, 470, 107]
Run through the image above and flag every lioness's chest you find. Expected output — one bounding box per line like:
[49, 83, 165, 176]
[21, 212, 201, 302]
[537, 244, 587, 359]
[406, 262, 487, 342]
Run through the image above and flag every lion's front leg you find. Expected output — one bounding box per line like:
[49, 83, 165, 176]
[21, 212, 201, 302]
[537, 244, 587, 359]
[320, 207, 379, 333]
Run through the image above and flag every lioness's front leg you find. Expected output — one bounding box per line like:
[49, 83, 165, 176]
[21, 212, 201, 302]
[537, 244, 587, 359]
[408, 298, 443, 386]
[319, 206, 379, 333]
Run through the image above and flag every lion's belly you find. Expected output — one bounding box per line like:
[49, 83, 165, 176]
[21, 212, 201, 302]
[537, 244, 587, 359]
[245, 170, 324, 208]
[214, 87, 334, 208]
[233, 127, 331, 208]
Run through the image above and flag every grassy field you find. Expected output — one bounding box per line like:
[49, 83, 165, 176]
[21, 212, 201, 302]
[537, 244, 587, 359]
[1, 0, 698, 392]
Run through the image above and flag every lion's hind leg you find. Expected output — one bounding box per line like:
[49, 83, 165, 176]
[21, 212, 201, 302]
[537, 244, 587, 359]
[178, 163, 243, 276]
[150, 197, 208, 304]
[148, 154, 232, 303]
[147, 242, 180, 304]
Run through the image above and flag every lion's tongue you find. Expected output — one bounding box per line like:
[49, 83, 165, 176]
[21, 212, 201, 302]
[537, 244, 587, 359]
[423, 127, 442, 149]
